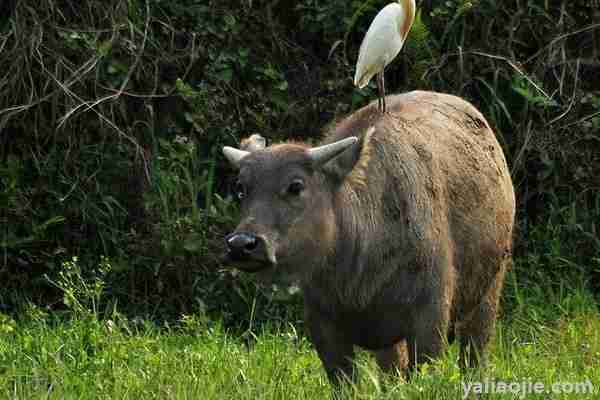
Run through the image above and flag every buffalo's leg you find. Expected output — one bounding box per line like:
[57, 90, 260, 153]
[458, 270, 505, 369]
[305, 308, 355, 385]
[406, 301, 449, 371]
[374, 340, 409, 376]
[406, 334, 446, 373]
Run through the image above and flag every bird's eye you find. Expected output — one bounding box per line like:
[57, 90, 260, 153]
[287, 179, 304, 196]
[235, 181, 247, 200]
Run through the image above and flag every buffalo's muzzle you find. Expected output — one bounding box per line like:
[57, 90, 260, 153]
[226, 232, 259, 257]
[225, 232, 272, 271]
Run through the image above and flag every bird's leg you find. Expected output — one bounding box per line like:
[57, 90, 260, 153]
[376, 72, 383, 112]
[381, 69, 386, 113]
[376, 70, 387, 113]
[376, 71, 384, 113]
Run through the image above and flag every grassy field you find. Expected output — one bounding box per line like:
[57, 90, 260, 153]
[1, 271, 599, 400]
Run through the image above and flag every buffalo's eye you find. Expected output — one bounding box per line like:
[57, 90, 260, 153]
[286, 179, 304, 196]
[235, 181, 247, 200]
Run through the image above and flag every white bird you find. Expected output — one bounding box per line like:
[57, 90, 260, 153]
[354, 0, 416, 113]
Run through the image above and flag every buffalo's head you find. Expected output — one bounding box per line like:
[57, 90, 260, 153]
[222, 134, 362, 273]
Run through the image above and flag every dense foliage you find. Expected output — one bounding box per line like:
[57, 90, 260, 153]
[0, 0, 598, 324]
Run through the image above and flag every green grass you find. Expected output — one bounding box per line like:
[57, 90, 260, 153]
[1, 274, 599, 399]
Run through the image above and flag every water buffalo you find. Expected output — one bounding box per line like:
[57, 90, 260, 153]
[222, 90, 515, 383]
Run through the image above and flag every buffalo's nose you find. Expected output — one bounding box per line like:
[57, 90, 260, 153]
[226, 232, 259, 257]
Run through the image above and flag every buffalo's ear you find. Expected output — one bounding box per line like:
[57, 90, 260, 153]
[240, 134, 266, 152]
[320, 127, 375, 184]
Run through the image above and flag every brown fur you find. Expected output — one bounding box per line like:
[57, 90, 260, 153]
[345, 126, 375, 188]
[226, 91, 516, 384]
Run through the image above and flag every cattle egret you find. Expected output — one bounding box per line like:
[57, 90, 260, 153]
[354, 0, 416, 113]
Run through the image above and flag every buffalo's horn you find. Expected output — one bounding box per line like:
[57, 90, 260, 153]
[222, 146, 250, 168]
[307, 137, 359, 166]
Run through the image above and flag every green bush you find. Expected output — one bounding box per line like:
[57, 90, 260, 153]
[0, 0, 598, 321]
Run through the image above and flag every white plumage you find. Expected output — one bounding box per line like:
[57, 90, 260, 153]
[354, 0, 416, 112]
